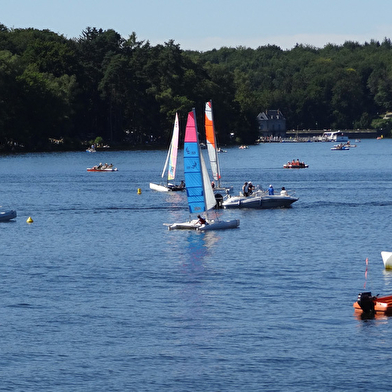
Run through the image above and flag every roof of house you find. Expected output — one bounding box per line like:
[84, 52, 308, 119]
[257, 110, 285, 121]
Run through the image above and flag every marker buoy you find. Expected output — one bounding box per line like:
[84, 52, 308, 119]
[137, 188, 142, 194]
[26, 217, 33, 223]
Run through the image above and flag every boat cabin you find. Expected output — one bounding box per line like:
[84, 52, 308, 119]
[322, 131, 349, 142]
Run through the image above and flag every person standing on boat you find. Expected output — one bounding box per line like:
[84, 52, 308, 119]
[248, 181, 254, 195]
[211, 181, 215, 189]
[242, 182, 249, 197]
[268, 185, 274, 195]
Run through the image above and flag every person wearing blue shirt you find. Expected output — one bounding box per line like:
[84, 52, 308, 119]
[268, 185, 274, 195]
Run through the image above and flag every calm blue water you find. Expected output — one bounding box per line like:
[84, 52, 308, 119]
[1, 140, 392, 391]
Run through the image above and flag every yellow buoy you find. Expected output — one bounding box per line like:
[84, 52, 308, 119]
[137, 188, 142, 194]
[26, 216, 33, 223]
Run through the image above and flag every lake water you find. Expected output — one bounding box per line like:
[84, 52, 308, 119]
[1, 139, 392, 391]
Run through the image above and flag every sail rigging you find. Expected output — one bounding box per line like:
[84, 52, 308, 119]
[205, 101, 221, 187]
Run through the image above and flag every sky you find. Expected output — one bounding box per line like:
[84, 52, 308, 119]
[2, 0, 392, 51]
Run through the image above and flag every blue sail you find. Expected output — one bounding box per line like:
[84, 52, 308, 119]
[184, 110, 205, 213]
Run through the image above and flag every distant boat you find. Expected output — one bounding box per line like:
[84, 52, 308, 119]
[331, 143, 349, 150]
[87, 164, 118, 172]
[167, 109, 239, 231]
[283, 160, 308, 169]
[322, 131, 349, 143]
[150, 113, 185, 192]
[205, 101, 233, 194]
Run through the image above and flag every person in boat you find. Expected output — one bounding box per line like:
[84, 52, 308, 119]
[97, 162, 103, 169]
[197, 215, 207, 225]
[268, 184, 274, 195]
[280, 186, 288, 196]
[248, 181, 253, 195]
[179, 180, 185, 189]
[242, 182, 249, 197]
[211, 181, 215, 189]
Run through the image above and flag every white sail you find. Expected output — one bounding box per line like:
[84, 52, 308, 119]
[200, 152, 217, 211]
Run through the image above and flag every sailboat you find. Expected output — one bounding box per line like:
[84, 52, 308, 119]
[167, 109, 240, 231]
[150, 113, 185, 192]
[205, 101, 233, 194]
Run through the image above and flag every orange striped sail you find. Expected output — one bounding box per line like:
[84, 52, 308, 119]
[205, 101, 221, 186]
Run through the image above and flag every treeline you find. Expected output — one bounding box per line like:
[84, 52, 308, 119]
[1, 24, 392, 151]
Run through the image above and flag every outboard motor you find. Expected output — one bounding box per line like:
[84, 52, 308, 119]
[357, 292, 375, 313]
[215, 193, 223, 209]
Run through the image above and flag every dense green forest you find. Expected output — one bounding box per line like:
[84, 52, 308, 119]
[1, 23, 392, 151]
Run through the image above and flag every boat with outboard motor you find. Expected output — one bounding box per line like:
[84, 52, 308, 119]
[0, 210, 17, 222]
[222, 188, 298, 209]
[283, 159, 308, 169]
[331, 143, 349, 150]
[353, 292, 392, 315]
[166, 109, 239, 231]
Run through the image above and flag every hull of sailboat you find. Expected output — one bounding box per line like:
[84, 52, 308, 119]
[198, 219, 240, 231]
[167, 219, 200, 230]
[167, 218, 240, 231]
[150, 183, 170, 192]
[222, 194, 298, 209]
[150, 183, 185, 192]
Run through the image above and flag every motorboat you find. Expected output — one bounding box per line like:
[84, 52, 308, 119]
[0, 210, 17, 222]
[353, 292, 392, 315]
[331, 143, 349, 150]
[283, 161, 308, 169]
[222, 189, 298, 209]
[87, 164, 118, 172]
[381, 251, 392, 269]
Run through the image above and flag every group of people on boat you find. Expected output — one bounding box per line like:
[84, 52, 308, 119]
[242, 181, 254, 197]
[240, 182, 288, 197]
[286, 159, 307, 168]
[93, 163, 114, 170]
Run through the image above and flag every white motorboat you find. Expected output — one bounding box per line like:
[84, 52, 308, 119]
[381, 251, 392, 269]
[222, 189, 298, 209]
[167, 109, 239, 231]
[0, 210, 17, 222]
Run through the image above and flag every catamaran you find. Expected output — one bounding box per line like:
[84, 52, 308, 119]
[150, 113, 185, 192]
[205, 101, 233, 194]
[167, 109, 239, 231]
